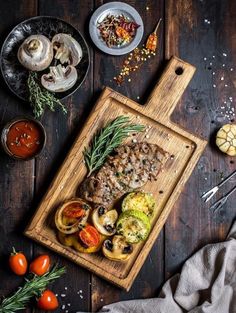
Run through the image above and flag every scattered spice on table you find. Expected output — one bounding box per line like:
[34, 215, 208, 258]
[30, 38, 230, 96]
[114, 18, 162, 86]
[203, 52, 235, 122]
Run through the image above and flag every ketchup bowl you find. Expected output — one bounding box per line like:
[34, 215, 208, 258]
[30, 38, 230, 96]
[1, 117, 46, 160]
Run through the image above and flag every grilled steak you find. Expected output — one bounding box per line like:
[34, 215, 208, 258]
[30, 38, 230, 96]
[79, 142, 169, 206]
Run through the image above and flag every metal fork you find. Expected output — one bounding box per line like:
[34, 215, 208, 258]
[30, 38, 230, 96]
[208, 185, 236, 212]
[201, 169, 236, 203]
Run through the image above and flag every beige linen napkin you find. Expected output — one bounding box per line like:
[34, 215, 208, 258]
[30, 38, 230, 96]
[80, 221, 236, 313]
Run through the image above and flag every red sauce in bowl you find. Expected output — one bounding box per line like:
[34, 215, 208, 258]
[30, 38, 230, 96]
[5, 120, 45, 159]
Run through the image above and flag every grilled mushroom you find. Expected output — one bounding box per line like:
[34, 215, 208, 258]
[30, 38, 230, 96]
[92, 206, 118, 236]
[41, 64, 78, 92]
[17, 35, 53, 71]
[102, 235, 133, 261]
[55, 198, 90, 234]
[52, 33, 83, 66]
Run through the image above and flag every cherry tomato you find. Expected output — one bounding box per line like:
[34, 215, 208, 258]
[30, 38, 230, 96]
[37, 289, 59, 311]
[79, 225, 100, 247]
[63, 203, 85, 219]
[30, 255, 50, 276]
[9, 248, 28, 276]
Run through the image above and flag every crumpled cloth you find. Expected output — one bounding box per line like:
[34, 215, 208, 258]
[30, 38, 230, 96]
[81, 221, 236, 313]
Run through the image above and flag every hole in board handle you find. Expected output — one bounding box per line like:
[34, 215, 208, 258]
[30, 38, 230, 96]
[175, 67, 184, 75]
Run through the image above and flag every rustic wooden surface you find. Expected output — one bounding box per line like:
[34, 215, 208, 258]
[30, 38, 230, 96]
[0, 0, 235, 312]
[25, 56, 206, 290]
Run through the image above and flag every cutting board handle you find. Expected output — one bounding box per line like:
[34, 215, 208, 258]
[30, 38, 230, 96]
[144, 56, 196, 123]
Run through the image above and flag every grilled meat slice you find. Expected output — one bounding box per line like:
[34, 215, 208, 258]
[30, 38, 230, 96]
[79, 142, 169, 206]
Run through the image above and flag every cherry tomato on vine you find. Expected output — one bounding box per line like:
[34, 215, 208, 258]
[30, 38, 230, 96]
[9, 248, 28, 275]
[37, 289, 59, 311]
[30, 255, 50, 276]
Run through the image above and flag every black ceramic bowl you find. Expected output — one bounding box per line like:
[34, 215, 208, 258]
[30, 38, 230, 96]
[1, 117, 46, 160]
[0, 16, 90, 101]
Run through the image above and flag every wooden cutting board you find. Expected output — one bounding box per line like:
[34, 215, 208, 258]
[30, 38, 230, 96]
[25, 56, 207, 291]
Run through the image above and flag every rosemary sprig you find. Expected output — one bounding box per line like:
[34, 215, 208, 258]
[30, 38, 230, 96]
[0, 265, 65, 313]
[27, 71, 67, 118]
[84, 116, 145, 176]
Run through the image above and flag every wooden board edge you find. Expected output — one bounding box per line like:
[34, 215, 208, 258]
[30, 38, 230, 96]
[24, 228, 130, 291]
[123, 139, 207, 291]
[24, 84, 208, 291]
[25, 87, 115, 233]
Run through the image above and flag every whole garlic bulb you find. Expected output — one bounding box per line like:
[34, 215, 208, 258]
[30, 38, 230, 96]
[216, 124, 236, 156]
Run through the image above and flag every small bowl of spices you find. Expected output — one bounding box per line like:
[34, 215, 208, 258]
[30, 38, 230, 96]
[1, 117, 46, 160]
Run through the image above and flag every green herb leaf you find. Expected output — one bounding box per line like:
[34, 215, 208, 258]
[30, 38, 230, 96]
[83, 116, 145, 176]
[27, 71, 67, 118]
[0, 265, 65, 313]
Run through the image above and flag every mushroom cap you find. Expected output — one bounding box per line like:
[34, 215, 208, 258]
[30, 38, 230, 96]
[92, 206, 118, 236]
[52, 33, 83, 66]
[55, 198, 91, 234]
[102, 235, 133, 261]
[17, 35, 53, 71]
[41, 64, 78, 92]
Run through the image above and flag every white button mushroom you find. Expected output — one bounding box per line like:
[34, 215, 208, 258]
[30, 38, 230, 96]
[52, 33, 83, 66]
[41, 64, 78, 92]
[17, 35, 53, 71]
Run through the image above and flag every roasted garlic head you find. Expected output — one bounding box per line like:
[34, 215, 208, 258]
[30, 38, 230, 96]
[216, 124, 236, 156]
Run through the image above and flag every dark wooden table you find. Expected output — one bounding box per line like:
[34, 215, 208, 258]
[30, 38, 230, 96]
[0, 1, 235, 312]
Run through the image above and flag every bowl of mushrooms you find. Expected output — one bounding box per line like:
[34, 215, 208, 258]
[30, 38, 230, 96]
[0, 16, 90, 103]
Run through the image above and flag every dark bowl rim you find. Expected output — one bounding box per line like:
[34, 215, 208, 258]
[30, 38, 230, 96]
[0, 15, 90, 101]
[1, 116, 47, 160]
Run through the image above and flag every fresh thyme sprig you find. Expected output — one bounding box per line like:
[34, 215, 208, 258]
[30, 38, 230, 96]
[0, 265, 65, 313]
[84, 116, 145, 176]
[27, 71, 67, 118]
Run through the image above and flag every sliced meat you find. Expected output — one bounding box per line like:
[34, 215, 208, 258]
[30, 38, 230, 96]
[79, 142, 169, 206]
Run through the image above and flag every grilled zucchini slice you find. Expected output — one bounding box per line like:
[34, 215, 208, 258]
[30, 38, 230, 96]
[117, 210, 151, 243]
[122, 192, 156, 218]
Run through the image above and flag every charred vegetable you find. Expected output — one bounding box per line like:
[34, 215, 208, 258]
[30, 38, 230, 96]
[117, 210, 151, 243]
[79, 224, 101, 247]
[55, 198, 90, 234]
[122, 192, 156, 218]
[58, 228, 105, 254]
[102, 235, 133, 261]
[216, 124, 236, 156]
[92, 206, 118, 236]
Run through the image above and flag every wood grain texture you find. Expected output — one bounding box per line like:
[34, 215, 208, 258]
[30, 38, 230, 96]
[0, 1, 235, 312]
[165, 0, 236, 279]
[91, 0, 166, 309]
[25, 56, 207, 291]
[33, 1, 94, 312]
[0, 1, 37, 311]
